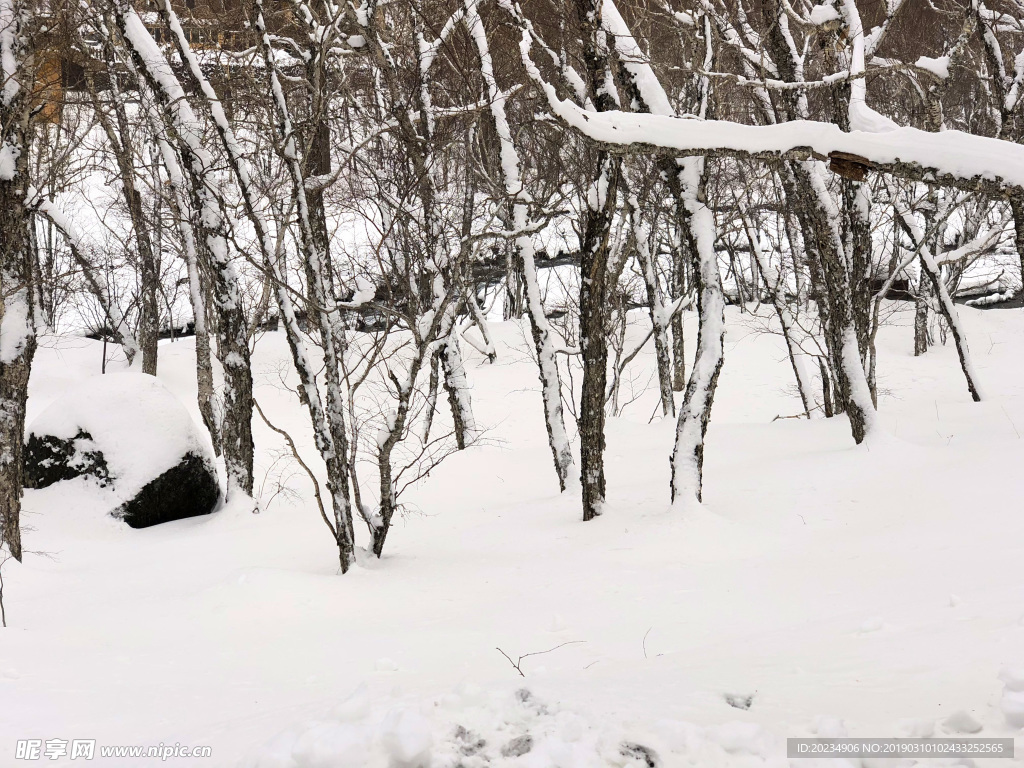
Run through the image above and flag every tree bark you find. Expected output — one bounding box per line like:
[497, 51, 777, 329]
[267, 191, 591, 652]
[575, 0, 624, 521]
[913, 278, 929, 356]
[0, 4, 34, 561]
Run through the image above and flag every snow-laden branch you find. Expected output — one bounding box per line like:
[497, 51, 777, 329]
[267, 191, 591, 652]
[526, 85, 1024, 194]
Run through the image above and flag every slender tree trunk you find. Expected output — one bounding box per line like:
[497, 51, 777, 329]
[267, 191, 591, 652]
[115, 4, 254, 494]
[152, 135, 221, 455]
[843, 179, 875, 400]
[919, 251, 983, 401]
[1010, 192, 1024, 294]
[914, 277, 929, 356]
[85, 39, 160, 373]
[747, 226, 820, 417]
[626, 193, 674, 417]
[465, 0, 574, 489]
[670, 246, 686, 391]
[668, 160, 725, 503]
[441, 328, 475, 450]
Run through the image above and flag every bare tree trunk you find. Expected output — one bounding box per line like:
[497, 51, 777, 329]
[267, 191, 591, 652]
[669, 160, 725, 503]
[746, 222, 820, 417]
[422, 346, 441, 443]
[465, 0, 574, 490]
[76, 32, 159, 372]
[598, 0, 725, 500]
[441, 328, 475, 450]
[1010, 192, 1024, 294]
[109, 78, 159, 375]
[626, 192, 674, 417]
[0, 2, 33, 561]
[914, 278, 929, 356]
[843, 179, 875, 401]
[151, 134, 221, 455]
[670, 245, 686, 391]
[578, 151, 619, 520]
[576, 0, 623, 521]
[784, 162, 876, 442]
[115, 4, 254, 494]
[919, 250, 983, 401]
[504, 248, 525, 320]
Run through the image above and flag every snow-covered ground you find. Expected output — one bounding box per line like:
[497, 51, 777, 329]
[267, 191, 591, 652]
[3, 304, 1024, 767]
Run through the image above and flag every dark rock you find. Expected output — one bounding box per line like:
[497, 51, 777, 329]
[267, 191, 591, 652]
[24, 429, 111, 489]
[113, 452, 220, 529]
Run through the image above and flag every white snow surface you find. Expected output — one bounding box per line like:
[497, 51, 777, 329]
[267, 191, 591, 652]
[4, 307, 1024, 767]
[27, 372, 215, 497]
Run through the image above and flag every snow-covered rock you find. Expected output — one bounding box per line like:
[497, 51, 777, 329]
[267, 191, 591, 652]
[24, 373, 220, 528]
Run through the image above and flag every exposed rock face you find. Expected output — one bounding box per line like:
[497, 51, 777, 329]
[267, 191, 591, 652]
[113, 452, 220, 529]
[24, 429, 111, 490]
[24, 373, 221, 528]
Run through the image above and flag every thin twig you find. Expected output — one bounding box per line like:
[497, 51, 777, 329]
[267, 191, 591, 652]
[496, 640, 586, 677]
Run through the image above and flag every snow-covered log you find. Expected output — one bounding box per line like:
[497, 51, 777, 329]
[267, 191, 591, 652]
[519, 90, 1024, 196]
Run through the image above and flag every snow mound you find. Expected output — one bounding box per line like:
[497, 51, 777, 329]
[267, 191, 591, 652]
[27, 373, 214, 497]
[244, 686, 807, 768]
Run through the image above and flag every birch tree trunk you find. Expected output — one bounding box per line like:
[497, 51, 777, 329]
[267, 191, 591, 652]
[113, 4, 254, 494]
[0, 0, 34, 562]
[466, 0, 574, 490]
[87, 44, 160, 374]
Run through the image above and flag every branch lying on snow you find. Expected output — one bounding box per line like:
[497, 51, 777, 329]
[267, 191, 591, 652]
[496, 641, 586, 677]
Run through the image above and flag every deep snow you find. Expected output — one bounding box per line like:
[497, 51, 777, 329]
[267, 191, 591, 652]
[3, 304, 1024, 767]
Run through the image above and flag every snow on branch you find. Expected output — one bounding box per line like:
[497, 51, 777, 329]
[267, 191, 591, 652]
[527, 87, 1024, 194]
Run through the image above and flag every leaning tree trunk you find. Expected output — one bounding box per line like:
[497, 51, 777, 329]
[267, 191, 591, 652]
[115, 4, 254, 494]
[747, 226, 820, 417]
[151, 133, 221, 456]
